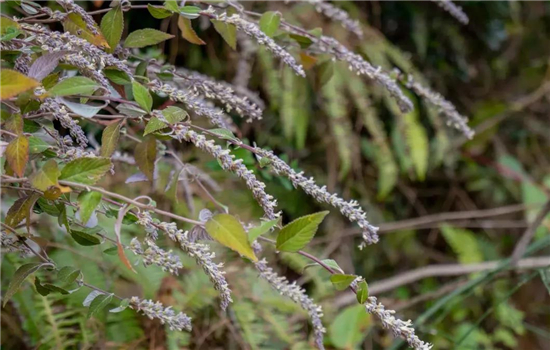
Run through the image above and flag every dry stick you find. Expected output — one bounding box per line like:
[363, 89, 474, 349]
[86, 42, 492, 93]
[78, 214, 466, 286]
[334, 256, 550, 308]
[510, 200, 550, 266]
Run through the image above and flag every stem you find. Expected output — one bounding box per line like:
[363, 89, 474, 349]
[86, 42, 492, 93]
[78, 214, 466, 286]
[58, 180, 203, 226]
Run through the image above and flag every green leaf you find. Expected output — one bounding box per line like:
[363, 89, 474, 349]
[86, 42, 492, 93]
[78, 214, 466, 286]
[132, 81, 152, 113]
[179, 6, 202, 19]
[59, 158, 111, 185]
[177, 16, 205, 45]
[5, 193, 40, 229]
[48, 76, 100, 97]
[28, 136, 50, 154]
[70, 226, 102, 246]
[209, 128, 237, 141]
[57, 266, 81, 285]
[109, 298, 130, 313]
[103, 246, 118, 255]
[100, 5, 124, 53]
[59, 98, 103, 119]
[134, 135, 157, 181]
[4, 262, 51, 306]
[124, 28, 174, 48]
[148, 4, 172, 19]
[164, 0, 180, 12]
[259, 11, 281, 37]
[303, 259, 344, 274]
[100, 119, 123, 157]
[205, 213, 258, 261]
[29, 159, 60, 191]
[104, 69, 132, 85]
[356, 280, 369, 304]
[5, 136, 29, 177]
[162, 106, 188, 123]
[87, 293, 114, 318]
[329, 305, 371, 349]
[34, 276, 51, 296]
[441, 224, 483, 265]
[330, 274, 356, 291]
[77, 191, 102, 224]
[0, 69, 39, 99]
[275, 211, 329, 252]
[248, 219, 279, 243]
[39, 283, 69, 295]
[403, 109, 428, 181]
[318, 60, 334, 87]
[211, 19, 236, 50]
[144, 116, 167, 136]
[289, 33, 313, 49]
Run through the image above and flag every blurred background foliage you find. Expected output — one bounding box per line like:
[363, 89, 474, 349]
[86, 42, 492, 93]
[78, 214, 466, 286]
[2, 1, 550, 349]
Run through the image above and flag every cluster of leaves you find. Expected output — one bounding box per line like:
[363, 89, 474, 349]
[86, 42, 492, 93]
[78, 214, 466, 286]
[1, 1, 550, 350]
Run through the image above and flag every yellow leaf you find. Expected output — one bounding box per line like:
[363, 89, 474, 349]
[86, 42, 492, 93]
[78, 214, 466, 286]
[177, 16, 205, 45]
[300, 53, 318, 70]
[63, 13, 109, 48]
[0, 70, 39, 100]
[205, 214, 258, 262]
[5, 136, 29, 177]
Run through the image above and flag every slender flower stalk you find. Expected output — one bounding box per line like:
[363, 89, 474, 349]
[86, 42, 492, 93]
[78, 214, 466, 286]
[168, 67, 263, 122]
[314, 35, 413, 113]
[149, 80, 234, 129]
[365, 296, 432, 350]
[233, 33, 256, 89]
[213, 12, 306, 77]
[129, 297, 192, 331]
[24, 23, 133, 76]
[158, 221, 233, 311]
[255, 259, 326, 350]
[251, 146, 378, 247]
[403, 75, 474, 139]
[130, 237, 183, 275]
[307, 0, 363, 37]
[170, 125, 279, 221]
[39, 97, 88, 147]
[432, 0, 469, 25]
[62, 53, 110, 88]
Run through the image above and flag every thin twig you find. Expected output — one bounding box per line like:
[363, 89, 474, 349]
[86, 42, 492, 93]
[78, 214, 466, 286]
[510, 200, 550, 266]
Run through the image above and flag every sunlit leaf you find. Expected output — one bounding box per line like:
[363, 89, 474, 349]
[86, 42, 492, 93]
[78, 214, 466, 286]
[124, 28, 174, 48]
[59, 157, 111, 185]
[177, 16, 205, 45]
[248, 218, 279, 243]
[132, 81, 152, 113]
[211, 19, 237, 50]
[29, 159, 60, 191]
[330, 274, 356, 291]
[78, 191, 102, 224]
[356, 280, 369, 304]
[259, 11, 280, 37]
[205, 214, 258, 261]
[63, 13, 109, 47]
[0, 69, 39, 99]
[276, 211, 329, 252]
[148, 4, 172, 19]
[5, 136, 28, 177]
